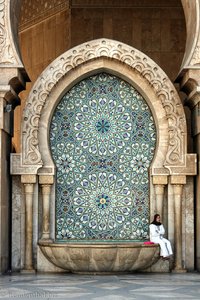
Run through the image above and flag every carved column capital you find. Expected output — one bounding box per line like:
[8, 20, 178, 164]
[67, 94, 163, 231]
[172, 184, 184, 196]
[39, 175, 54, 185]
[21, 174, 37, 184]
[153, 184, 165, 217]
[179, 69, 200, 109]
[154, 184, 165, 194]
[152, 177, 168, 217]
[169, 175, 186, 186]
[41, 184, 51, 195]
[23, 183, 34, 194]
[152, 175, 168, 185]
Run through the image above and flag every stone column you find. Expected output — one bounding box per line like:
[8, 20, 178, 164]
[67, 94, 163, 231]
[0, 91, 13, 273]
[154, 185, 165, 216]
[152, 176, 168, 218]
[170, 175, 186, 272]
[21, 175, 36, 272]
[39, 175, 54, 242]
[192, 103, 200, 270]
[0, 0, 28, 273]
[179, 69, 200, 270]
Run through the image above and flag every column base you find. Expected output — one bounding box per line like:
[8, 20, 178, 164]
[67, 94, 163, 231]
[172, 268, 187, 273]
[38, 238, 53, 245]
[20, 269, 36, 274]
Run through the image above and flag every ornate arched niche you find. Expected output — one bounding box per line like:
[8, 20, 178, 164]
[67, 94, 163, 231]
[19, 39, 190, 171]
[11, 39, 196, 273]
[17, 39, 196, 176]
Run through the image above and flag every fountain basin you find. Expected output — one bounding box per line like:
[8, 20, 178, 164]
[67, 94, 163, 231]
[39, 241, 160, 273]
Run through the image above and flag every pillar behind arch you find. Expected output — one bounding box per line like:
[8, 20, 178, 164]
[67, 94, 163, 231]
[21, 175, 36, 273]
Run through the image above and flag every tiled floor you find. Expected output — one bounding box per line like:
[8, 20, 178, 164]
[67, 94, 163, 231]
[0, 273, 200, 299]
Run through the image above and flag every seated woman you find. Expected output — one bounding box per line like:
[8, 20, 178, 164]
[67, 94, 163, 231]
[149, 214, 173, 260]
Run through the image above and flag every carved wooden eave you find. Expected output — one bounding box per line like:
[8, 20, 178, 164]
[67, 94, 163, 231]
[19, 0, 69, 32]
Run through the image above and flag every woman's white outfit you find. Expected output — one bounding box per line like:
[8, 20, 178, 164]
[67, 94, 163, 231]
[149, 223, 173, 257]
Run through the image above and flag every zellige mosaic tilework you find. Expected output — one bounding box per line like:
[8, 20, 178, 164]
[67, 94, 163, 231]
[49, 73, 156, 241]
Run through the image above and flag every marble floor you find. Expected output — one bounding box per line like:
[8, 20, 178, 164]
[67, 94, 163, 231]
[0, 273, 200, 299]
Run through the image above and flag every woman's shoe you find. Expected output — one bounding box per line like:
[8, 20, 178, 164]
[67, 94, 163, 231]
[162, 256, 170, 260]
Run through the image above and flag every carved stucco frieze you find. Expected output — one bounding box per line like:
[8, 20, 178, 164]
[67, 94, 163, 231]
[190, 45, 200, 66]
[22, 39, 187, 168]
[180, 0, 200, 68]
[0, 0, 22, 65]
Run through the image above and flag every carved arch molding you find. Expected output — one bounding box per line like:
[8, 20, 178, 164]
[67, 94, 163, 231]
[4, 0, 200, 69]
[11, 38, 196, 177]
[0, 0, 23, 66]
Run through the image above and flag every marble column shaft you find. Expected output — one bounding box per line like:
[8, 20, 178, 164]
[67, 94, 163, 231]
[191, 102, 200, 270]
[178, 69, 199, 271]
[173, 184, 184, 271]
[39, 176, 54, 242]
[0, 0, 29, 274]
[24, 183, 34, 270]
[0, 95, 12, 274]
[154, 184, 165, 217]
[41, 184, 51, 240]
[152, 176, 168, 221]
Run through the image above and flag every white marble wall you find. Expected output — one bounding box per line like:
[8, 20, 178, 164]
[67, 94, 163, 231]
[12, 175, 24, 271]
[182, 177, 194, 270]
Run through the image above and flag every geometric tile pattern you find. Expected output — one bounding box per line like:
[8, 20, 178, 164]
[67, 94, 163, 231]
[1, 273, 200, 299]
[49, 73, 156, 241]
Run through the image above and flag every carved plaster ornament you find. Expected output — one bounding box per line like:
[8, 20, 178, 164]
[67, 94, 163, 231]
[0, 0, 22, 65]
[190, 45, 200, 66]
[22, 39, 186, 168]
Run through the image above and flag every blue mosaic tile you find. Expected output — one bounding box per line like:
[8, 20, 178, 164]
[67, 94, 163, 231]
[49, 73, 156, 241]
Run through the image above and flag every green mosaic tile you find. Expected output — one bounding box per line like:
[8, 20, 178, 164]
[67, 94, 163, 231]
[49, 73, 156, 241]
